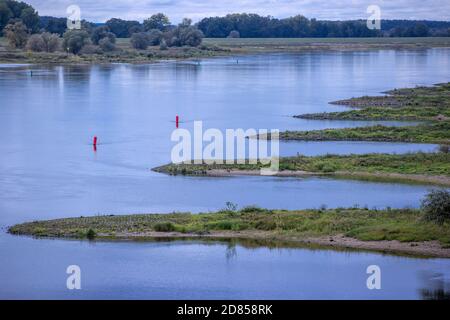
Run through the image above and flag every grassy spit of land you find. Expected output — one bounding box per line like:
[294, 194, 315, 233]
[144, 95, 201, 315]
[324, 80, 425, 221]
[2, 37, 450, 64]
[281, 83, 450, 144]
[9, 207, 450, 257]
[153, 153, 450, 186]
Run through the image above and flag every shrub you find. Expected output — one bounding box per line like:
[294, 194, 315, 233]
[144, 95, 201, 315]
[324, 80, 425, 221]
[153, 222, 176, 232]
[99, 37, 115, 52]
[228, 30, 240, 38]
[4, 21, 29, 48]
[147, 29, 163, 45]
[26, 34, 45, 52]
[130, 32, 150, 49]
[240, 206, 272, 214]
[41, 32, 60, 52]
[421, 189, 450, 224]
[91, 25, 111, 45]
[79, 44, 101, 54]
[86, 228, 96, 240]
[62, 29, 90, 54]
[254, 220, 277, 231]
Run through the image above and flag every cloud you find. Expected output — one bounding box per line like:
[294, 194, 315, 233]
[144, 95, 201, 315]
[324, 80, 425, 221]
[26, 0, 450, 23]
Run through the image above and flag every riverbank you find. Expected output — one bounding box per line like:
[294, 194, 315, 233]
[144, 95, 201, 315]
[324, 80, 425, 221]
[9, 207, 450, 258]
[153, 153, 450, 186]
[1, 37, 450, 64]
[204, 37, 450, 53]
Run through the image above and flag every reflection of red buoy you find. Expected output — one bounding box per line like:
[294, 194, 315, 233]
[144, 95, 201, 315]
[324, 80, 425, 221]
[176, 115, 179, 128]
[93, 136, 97, 146]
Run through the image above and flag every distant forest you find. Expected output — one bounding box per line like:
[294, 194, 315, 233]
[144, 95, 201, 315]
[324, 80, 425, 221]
[1, 0, 450, 38]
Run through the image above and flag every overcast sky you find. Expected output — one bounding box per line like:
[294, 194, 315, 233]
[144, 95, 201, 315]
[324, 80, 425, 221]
[27, 0, 450, 23]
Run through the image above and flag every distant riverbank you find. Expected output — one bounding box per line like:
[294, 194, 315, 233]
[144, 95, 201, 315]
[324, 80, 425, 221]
[9, 207, 450, 258]
[1, 37, 450, 64]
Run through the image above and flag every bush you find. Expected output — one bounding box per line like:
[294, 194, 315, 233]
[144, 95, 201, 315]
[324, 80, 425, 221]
[99, 37, 115, 52]
[130, 32, 150, 49]
[228, 30, 240, 38]
[79, 44, 101, 54]
[153, 222, 176, 232]
[62, 29, 90, 54]
[421, 190, 450, 224]
[147, 29, 163, 45]
[86, 228, 96, 240]
[240, 206, 272, 214]
[4, 21, 29, 48]
[41, 32, 60, 52]
[26, 34, 45, 52]
[91, 25, 110, 45]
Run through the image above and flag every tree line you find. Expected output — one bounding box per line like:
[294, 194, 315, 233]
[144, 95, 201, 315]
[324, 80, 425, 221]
[1, 0, 450, 41]
[0, 0, 204, 54]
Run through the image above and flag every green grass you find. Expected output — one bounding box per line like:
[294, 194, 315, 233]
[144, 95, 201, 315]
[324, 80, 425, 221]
[8, 208, 450, 246]
[280, 122, 450, 144]
[282, 83, 450, 144]
[297, 83, 450, 121]
[154, 152, 450, 177]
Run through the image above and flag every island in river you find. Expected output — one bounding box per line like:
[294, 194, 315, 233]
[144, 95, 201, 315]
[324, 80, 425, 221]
[8, 206, 450, 258]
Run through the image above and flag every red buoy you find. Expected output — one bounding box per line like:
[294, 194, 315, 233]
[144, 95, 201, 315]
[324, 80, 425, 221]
[176, 115, 179, 128]
[93, 136, 97, 146]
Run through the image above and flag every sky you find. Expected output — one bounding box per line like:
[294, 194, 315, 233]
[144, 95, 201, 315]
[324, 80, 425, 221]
[26, 0, 450, 23]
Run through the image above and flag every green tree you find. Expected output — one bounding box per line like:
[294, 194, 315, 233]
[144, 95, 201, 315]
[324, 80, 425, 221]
[147, 29, 162, 45]
[99, 37, 115, 52]
[0, 1, 12, 31]
[41, 32, 60, 52]
[143, 13, 170, 31]
[91, 26, 116, 45]
[106, 18, 141, 37]
[130, 32, 149, 49]
[227, 30, 240, 38]
[4, 20, 28, 48]
[62, 29, 89, 54]
[421, 189, 450, 225]
[19, 6, 38, 32]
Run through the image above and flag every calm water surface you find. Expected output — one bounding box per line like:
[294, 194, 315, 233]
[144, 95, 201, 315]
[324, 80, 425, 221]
[1, 49, 449, 299]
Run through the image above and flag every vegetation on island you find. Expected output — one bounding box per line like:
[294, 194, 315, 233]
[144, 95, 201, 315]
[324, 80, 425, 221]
[279, 83, 450, 146]
[296, 83, 450, 121]
[8, 190, 450, 257]
[279, 122, 450, 144]
[153, 152, 450, 186]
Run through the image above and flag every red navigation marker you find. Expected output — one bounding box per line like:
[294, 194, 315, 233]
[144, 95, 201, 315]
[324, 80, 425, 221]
[93, 136, 98, 146]
[176, 115, 179, 128]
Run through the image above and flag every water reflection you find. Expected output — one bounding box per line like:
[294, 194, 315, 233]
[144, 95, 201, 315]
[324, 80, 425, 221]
[419, 272, 450, 300]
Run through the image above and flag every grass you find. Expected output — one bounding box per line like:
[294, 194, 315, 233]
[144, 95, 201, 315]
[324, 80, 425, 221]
[296, 83, 450, 121]
[154, 152, 450, 177]
[280, 122, 450, 144]
[281, 83, 450, 144]
[8, 207, 450, 247]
